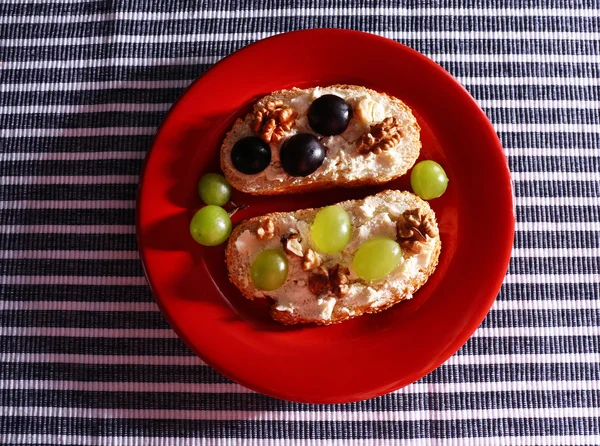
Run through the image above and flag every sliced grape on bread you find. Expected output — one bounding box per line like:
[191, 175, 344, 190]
[226, 190, 441, 325]
[220, 85, 421, 195]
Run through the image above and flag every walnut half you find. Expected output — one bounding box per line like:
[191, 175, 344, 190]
[251, 100, 296, 143]
[396, 209, 438, 253]
[356, 117, 403, 155]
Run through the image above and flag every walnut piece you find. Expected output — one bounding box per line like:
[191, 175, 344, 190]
[328, 264, 350, 298]
[256, 218, 275, 240]
[396, 209, 438, 254]
[251, 100, 296, 143]
[308, 267, 330, 295]
[281, 232, 303, 257]
[307, 263, 350, 298]
[356, 117, 403, 155]
[302, 248, 322, 271]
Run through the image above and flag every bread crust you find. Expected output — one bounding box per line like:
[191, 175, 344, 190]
[220, 85, 421, 195]
[225, 190, 440, 325]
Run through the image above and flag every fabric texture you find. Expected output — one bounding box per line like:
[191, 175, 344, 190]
[1, 1, 599, 444]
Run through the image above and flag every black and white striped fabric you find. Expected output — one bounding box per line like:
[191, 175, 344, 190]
[1, 1, 599, 444]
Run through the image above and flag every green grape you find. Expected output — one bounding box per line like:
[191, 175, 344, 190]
[352, 238, 402, 282]
[251, 249, 289, 291]
[189, 205, 232, 246]
[410, 160, 449, 200]
[310, 205, 352, 254]
[197, 173, 232, 206]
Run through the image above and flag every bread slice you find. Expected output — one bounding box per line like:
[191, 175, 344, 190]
[220, 85, 421, 195]
[226, 190, 441, 325]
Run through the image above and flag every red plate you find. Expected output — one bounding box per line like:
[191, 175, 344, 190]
[137, 29, 514, 403]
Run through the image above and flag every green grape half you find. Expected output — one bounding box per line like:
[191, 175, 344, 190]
[352, 238, 402, 282]
[189, 205, 232, 246]
[410, 160, 449, 200]
[310, 205, 352, 254]
[197, 173, 232, 206]
[251, 249, 289, 291]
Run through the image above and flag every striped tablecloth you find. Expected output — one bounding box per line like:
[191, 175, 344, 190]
[1, 1, 599, 445]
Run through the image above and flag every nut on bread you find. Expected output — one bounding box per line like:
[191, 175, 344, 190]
[226, 190, 441, 325]
[220, 85, 421, 195]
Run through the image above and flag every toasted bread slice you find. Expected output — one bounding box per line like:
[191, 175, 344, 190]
[220, 85, 421, 195]
[226, 190, 441, 325]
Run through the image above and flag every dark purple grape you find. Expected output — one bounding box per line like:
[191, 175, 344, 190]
[307, 94, 353, 136]
[231, 136, 271, 174]
[280, 133, 326, 177]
